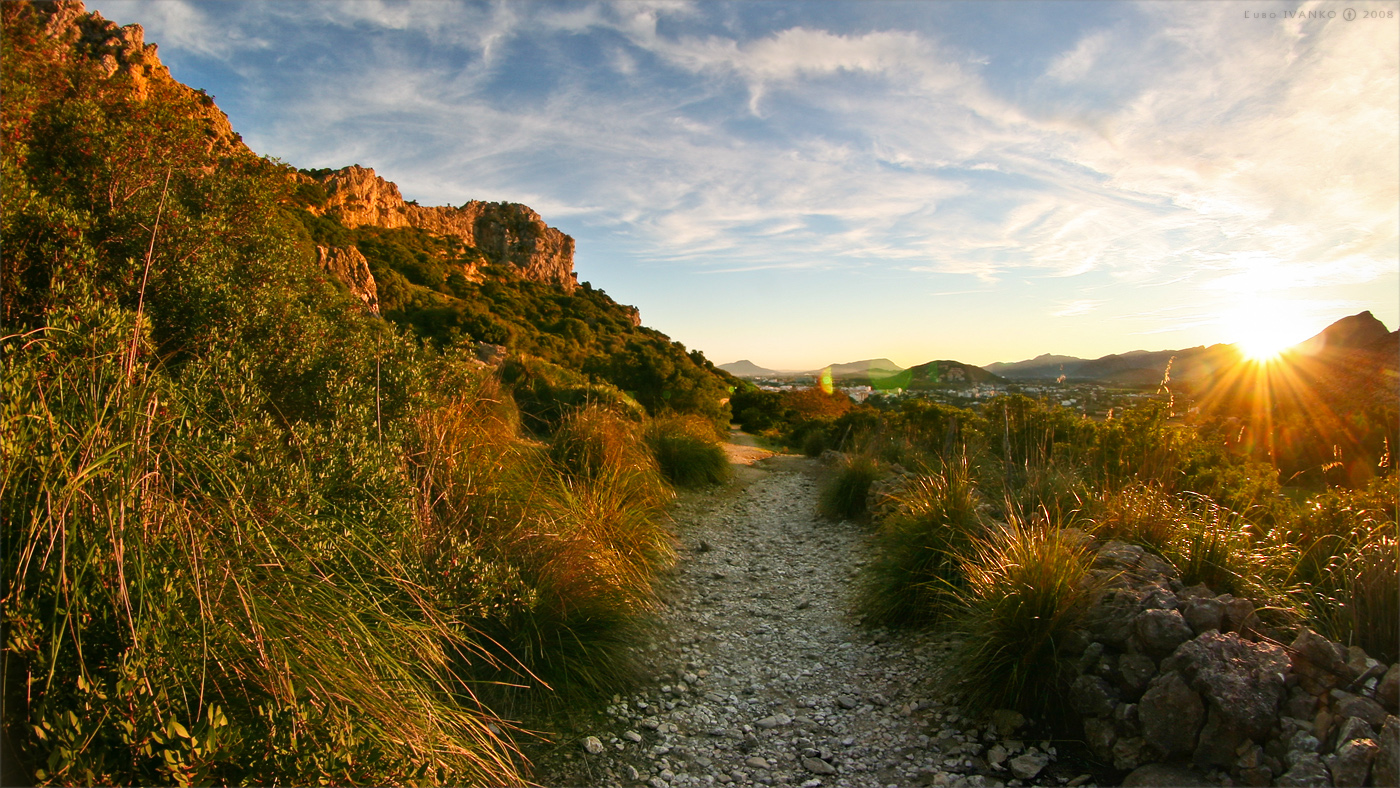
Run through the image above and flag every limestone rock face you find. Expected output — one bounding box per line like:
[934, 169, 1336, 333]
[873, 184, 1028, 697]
[316, 246, 379, 315]
[311, 166, 577, 292]
[36, 1, 238, 146]
[316, 165, 413, 230]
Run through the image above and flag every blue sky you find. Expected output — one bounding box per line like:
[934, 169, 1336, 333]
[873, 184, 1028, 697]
[93, 0, 1400, 369]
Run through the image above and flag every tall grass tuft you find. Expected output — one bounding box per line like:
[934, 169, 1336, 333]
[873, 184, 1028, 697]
[409, 401, 675, 712]
[997, 464, 1089, 529]
[1265, 489, 1399, 662]
[818, 454, 882, 522]
[859, 458, 989, 626]
[1083, 483, 1180, 553]
[2, 301, 522, 786]
[944, 525, 1098, 721]
[645, 415, 731, 489]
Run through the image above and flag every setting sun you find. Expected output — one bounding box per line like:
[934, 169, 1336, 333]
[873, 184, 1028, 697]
[1225, 301, 1310, 362]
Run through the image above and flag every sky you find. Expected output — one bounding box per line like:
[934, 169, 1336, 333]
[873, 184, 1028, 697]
[92, 0, 1400, 370]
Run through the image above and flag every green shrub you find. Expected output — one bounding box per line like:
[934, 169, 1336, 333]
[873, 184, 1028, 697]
[646, 415, 731, 488]
[945, 525, 1098, 721]
[859, 458, 988, 625]
[818, 454, 882, 521]
[1, 301, 519, 786]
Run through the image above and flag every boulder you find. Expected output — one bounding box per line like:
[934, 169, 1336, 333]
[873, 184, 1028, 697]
[1083, 716, 1117, 761]
[1138, 671, 1204, 757]
[1113, 702, 1141, 738]
[1009, 751, 1049, 780]
[1168, 631, 1289, 742]
[1135, 608, 1194, 655]
[1070, 674, 1119, 718]
[801, 757, 836, 775]
[473, 342, 507, 365]
[1343, 645, 1385, 684]
[1180, 595, 1226, 634]
[1332, 691, 1388, 728]
[1223, 596, 1263, 638]
[1112, 736, 1150, 771]
[1324, 737, 1378, 787]
[1087, 582, 1178, 648]
[1276, 752, 1331, 786]
[1193, 706, 1247, 769]
[1378, 664, 1399, 713]
[1285, 686, 1322, 720]
[316, 245, 380, 314]
[1121, 763, 1212, 787]
[1291, 629, 1346, 678]
[1117, 651, 1158, 700]
[990, 709, 1025, 738]
[1093, 541, 1179, 583]
[1332, 715, 1376, 747]
[1373, 716, 1399, 788]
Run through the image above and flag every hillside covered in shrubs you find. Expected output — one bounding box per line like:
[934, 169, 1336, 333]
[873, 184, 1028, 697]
[1, 2, 731, 784]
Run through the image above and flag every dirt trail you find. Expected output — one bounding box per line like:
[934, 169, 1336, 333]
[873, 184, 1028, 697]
[532, 440, 1084, 788]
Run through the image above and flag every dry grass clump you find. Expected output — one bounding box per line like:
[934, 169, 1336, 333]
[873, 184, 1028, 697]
[859, 458, 989, 626]
[408, 401, 675, 710]
[1262, 487, 1399, 662]
[645, 414, 731, 488]
[944, 524, 1098, 721]
[817, 453, 883, 522]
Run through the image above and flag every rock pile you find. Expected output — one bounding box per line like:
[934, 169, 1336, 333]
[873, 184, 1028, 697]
[1063, 538, 1399, 787]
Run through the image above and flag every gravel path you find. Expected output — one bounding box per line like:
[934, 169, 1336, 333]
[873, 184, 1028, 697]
[533, 452, 1094, 788]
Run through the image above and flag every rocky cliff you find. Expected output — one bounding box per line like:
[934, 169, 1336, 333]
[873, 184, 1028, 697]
[307, 165, 577, 292]
[35, 1, 239, 149]
[316, 245, 379, 314]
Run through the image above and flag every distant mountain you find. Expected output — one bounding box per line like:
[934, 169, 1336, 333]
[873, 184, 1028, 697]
[983, 353, 1086, 378]
[825, 358, 904, 380]
[720, 360, 780, 378]
[1293, 311, 1395, 356]
[984, 345, 1240, 386]
[983, 311, 1399, 389]
[903, 359, 1006, 389]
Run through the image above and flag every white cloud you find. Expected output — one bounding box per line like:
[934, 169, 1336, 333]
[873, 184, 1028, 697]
[1046, 30, 1108, 82]
[115, 0, 1395, 335]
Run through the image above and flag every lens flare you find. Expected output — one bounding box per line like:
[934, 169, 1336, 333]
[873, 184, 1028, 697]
[1224, 300, 1309, 362]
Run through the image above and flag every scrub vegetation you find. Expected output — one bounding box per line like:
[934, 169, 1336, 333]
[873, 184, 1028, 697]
[1, 5, 729, 784]
[790, 389, 1396, 717]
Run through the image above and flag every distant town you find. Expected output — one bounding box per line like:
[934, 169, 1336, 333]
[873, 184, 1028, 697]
[741, 372, 1175, 420]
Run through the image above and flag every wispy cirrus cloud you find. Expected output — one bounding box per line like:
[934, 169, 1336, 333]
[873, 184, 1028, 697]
[89, 0, 1398, 365]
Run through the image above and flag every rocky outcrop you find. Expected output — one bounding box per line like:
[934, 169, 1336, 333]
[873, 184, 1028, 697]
[309, 166, 577, 292]
[33, 1, 238, 147]
[316, 246, 378, 314]
[1065, 539, 1399, 787]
